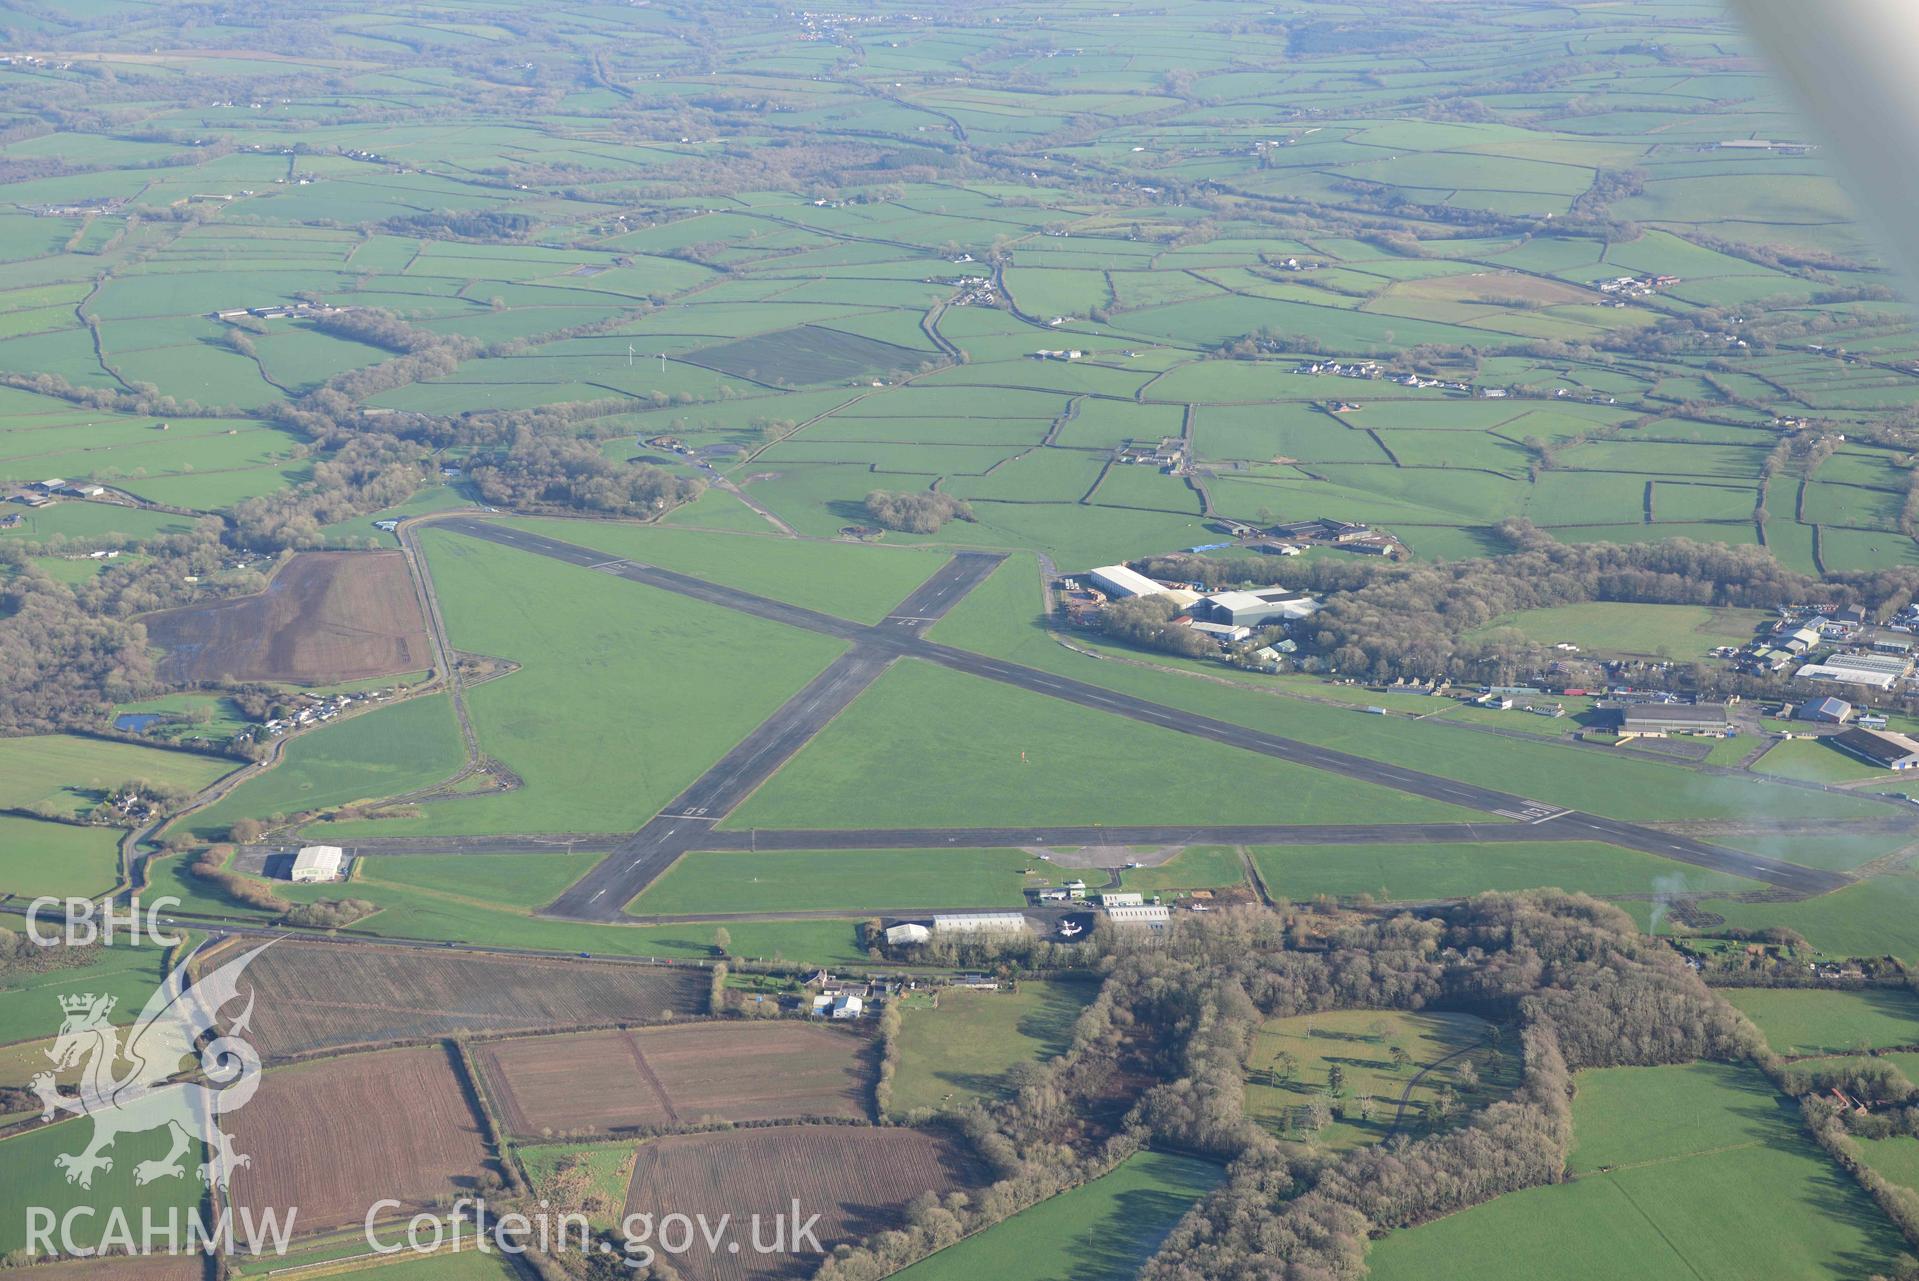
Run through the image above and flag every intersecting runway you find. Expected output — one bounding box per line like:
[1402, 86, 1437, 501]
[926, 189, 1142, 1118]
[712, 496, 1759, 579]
[428, 517, 1853, 917]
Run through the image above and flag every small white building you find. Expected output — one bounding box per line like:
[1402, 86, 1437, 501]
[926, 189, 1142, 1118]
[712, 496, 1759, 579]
[831, 993, 865, 1020]
[290, 844, 343, 883]
[885, 922, 932, 946]
[1097, 891, 1145, 908]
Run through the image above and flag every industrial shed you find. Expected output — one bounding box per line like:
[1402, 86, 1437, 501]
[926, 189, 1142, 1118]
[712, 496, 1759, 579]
[290, 844, 344, 882]
[1087, 564, 1170, 599]
[1608, 702, 1732, 737]
[1798, 697, 1853, 724]
[1101, 904, 1172, 930]
[931, 912, 1030, 936]
[1202, 588, 1322, 628]
[1833, 727, 1919, 770]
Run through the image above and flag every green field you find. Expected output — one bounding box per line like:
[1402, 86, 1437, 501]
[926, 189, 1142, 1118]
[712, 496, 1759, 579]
[891, 1149, 1222, 1281]
[1113, 845, 1249, 896]
[1253, 840, 1760, 904]
[1469, 602, 1768, 659]
[630, 848, 1074, 916]
[0, 1116, 205, 1256]
[320, 529, 848, 837]
[0, 940, 176, 1047]
[889, 980, 1097, 1117]
[186, 695, 466, 838]
[726, 660, 1485, 830]
[1724, 988, 1919, 1057]
[0, 735, 234, 821]
[1752, 737, 1891, 785]
[358, 851, 605, 910]
[4, 7, 1919, 1267]
[1860, 1135, 1919, 1199]
[0, 814, 126, 899]
[930, 642, 1883, 826]
[506, 517, 952, 624]
[1245, 1008, 1515, 1150]
[1699, 864, 1919, 963]
[1366, 1061, 1906, 1281]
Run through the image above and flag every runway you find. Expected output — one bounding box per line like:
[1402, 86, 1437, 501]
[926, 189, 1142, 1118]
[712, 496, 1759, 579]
[432, 518, 1852, 917]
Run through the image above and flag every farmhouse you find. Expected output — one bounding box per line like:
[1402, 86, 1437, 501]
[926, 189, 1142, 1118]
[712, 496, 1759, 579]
[931, 912, 1030, 936]
[1606, 702, 1732, 737]
[1833, 727, 1919, 770]
[1087, 564, 1170, 599]
[290, 844, 344, 882]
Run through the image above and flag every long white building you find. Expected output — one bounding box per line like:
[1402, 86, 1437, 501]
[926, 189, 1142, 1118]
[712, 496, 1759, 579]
[932, 912, 1030, 935]
[1088, 564, 1169, 599]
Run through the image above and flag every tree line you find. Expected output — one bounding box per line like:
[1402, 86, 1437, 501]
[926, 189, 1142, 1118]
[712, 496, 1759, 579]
[819, 891, 1780, 1281]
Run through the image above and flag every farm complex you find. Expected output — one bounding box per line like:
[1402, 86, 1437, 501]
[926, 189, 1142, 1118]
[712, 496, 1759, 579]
[5, 1, 1919, 1279]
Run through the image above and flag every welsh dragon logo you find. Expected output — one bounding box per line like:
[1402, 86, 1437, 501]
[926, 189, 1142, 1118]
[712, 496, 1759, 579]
[32, 941, 271, 1190]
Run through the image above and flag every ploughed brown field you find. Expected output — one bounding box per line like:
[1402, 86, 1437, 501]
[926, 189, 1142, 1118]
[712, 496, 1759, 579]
[140, 550, 430, 684]
[226, 1044, 493, 1234]
[216, 941, 707, 1058]
[477, 1022, 872, 1136]
[623, 1126, 980, 1281]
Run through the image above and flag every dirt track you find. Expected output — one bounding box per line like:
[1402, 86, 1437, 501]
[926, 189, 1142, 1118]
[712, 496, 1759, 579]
[141, 550, 431, 684]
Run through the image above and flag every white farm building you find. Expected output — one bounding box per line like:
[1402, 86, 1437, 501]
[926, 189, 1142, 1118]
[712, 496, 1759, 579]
[290, 844, 344, 883]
